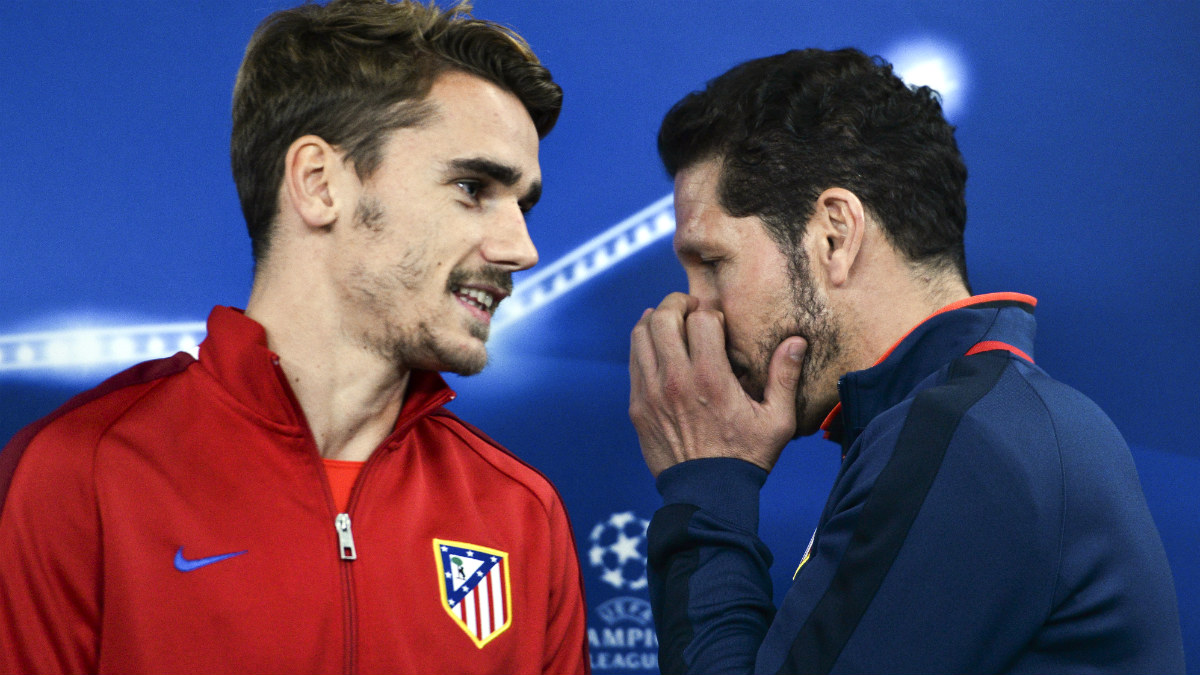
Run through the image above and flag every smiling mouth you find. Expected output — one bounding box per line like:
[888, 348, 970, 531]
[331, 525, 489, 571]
[450, 284, 505, 315]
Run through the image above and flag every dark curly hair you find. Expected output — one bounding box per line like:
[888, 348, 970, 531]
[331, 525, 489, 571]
[659, 48, 968, 284]
[231, 0, 563, 262]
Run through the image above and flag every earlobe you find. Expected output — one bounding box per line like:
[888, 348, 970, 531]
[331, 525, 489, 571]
[283, 135, 341, 229]
[814, 188, 866, 287]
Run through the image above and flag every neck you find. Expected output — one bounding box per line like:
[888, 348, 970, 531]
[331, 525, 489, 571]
[841, 267, 970, 373]
[246, 262, 411, 462]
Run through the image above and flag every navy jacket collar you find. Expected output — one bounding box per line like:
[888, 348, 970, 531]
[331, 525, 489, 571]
[823, 293, 1038, 453]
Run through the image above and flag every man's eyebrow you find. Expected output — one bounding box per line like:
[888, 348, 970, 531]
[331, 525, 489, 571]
[447, 157, 542, 210]
[447, 157, 521, 186]
[521, 180, 542, 211]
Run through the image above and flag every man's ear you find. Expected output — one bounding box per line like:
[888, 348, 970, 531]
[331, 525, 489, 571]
[810, 187, 866, 287]
[282, 135, 344, 229]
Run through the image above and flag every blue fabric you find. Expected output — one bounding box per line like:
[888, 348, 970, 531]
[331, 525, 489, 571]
[647, 298, 1185, 674]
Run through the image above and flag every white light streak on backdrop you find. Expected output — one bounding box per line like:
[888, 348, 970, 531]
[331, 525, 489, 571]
[0, 323, 207, 374]
[0, 195, 677, 376]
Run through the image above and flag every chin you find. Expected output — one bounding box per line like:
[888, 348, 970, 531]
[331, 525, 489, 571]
[430, 343, 489, 376]
[393, 322, 491, 375]
[443, 358, 487, 377]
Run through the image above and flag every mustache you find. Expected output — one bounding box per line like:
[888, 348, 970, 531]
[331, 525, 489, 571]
[447, 266, 514, 295]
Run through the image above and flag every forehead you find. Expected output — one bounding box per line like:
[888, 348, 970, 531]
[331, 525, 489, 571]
[672, 159, 761, 253]
[384, 70, 541, 181]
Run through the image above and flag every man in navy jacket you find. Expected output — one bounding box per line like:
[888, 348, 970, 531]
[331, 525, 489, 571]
[628, 48, 1184, 674]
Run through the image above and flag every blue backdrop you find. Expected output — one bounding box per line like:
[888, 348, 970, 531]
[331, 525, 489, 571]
[2, 2, 1197, 672]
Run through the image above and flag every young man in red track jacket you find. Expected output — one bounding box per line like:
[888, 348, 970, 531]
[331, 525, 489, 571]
[0, 2, 588, 673]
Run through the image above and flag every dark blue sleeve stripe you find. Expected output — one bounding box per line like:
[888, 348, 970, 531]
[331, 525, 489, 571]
[779, 351, 1012, 674]
[647, 503, 701, 675]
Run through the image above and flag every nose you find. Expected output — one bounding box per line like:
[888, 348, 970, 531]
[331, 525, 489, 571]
[482, 201, 539, 271]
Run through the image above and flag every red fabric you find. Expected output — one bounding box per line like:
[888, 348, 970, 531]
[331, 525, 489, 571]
[0, 306, 590, 675]
[323, 459, 364, 514]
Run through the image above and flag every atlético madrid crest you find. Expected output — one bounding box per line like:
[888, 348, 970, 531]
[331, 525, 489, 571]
[433, 539, 512, 647]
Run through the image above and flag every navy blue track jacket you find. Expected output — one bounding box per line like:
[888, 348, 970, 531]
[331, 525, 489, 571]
[647, 293, 1185, 674]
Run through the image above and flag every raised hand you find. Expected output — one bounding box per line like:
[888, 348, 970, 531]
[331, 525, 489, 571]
[629, 292, 807, 477]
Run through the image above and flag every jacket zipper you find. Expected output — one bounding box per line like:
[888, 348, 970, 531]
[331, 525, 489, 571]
[336, 513, 357, 560]
[337, 512, 358, 675]
[271, 358, 361, 675]
[274, 359, 455, 675]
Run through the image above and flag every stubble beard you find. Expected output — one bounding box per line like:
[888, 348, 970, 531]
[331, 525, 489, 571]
[373, 267, 510, 379]
[347, 195, 502, 377]
[387, 318, 489, 377]
[738, 252, 842, 436]
[410, 266, 513, 376]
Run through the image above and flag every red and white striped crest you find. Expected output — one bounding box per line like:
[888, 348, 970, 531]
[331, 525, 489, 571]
[434, 539, 512, 647]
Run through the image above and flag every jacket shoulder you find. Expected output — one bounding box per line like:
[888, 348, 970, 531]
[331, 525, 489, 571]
[424, 408, 568, 515]
[0, 353, 196, 508]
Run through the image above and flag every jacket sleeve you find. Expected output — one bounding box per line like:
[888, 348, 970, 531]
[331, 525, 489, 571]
[646, 458, 774, 675]
[541, 492, 591, 675]
[0, 423, 102, 675]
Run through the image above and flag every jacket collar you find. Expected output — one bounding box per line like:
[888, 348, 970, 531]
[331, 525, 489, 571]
[197, 306, 455, 438]
[821, 293, 1037, 452]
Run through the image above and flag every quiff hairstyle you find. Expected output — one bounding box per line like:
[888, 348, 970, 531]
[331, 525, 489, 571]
[659, 48, 969, 285]
[231, 0, 562, 262]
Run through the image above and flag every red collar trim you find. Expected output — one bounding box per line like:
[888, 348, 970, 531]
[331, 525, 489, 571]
[819, 292, 1037, 436]
[819, 404, 842, 439]
[965, 340, 1033, 363]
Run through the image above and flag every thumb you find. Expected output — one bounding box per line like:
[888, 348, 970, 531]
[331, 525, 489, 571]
[762, 336, 807, 416]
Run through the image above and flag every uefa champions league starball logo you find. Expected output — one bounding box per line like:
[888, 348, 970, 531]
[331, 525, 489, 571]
[586, 511, 659, 672]
[588, 511, 649, 590]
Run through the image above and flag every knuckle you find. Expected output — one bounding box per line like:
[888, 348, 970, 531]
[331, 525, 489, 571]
[691, 368, 717, 393]
[661, 380, 681, 400]
[663, 291, 689, 305]
[630, 317, 650, 340]
[649, 306, 677, 328]
[686, 310, 717, 331]
[661, 372, 688, 399]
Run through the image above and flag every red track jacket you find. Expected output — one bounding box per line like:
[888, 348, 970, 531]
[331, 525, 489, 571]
[0, 307, 589, 674]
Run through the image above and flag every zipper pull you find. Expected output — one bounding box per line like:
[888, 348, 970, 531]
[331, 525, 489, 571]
[336, 513, 357, 561]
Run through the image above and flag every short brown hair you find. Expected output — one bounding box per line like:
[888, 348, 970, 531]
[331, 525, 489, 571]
[231, 0, 563, 262]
